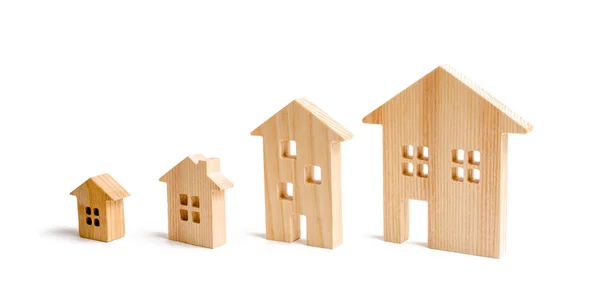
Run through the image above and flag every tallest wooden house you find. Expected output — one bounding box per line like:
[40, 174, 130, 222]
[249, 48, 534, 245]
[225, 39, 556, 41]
[363, 65, 533, 258]
[251, 98, 353, 249]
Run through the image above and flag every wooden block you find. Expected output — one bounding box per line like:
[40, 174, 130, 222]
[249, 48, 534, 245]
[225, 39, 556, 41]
[362, 65, 533, 258]
[159, 154, 233, 248]
[70, 173, 130, 242]
[251, 98, 353, 249]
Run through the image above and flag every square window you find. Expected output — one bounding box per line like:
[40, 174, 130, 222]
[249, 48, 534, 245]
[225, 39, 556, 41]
[180, 209, 188, 221]
[417, 164, 429, 178]
[94, 219, 100, 227]
[180, 194, 188, 206]
[85, 207, 91, 215]
[418, 146, 429, 160]
[402, 145, 414, 159]
[452, 149, 464, 163]
[192, 211, 200, 223]
[305, 165, 322, 185]
[93, 208, 99, 216]
[402, 162, 414, 176]
[192, 196, 200, 208]
[278, 182, 294, 200]
[281, 140, 297, 159]
[452, 167, 465, 182]
[86, 217, 92, 225]
[468, 169, 480, 183]
[468, 150, 481, 165]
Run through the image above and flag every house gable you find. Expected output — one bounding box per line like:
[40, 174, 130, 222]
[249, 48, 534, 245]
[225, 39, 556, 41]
[159, 155, 233, 191]
[362, 65, 533, 134]
[70, 173, 129, 201]
[251, 98, 353, 141]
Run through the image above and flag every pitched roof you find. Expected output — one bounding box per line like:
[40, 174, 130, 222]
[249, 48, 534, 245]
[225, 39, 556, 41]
[70, 173, 130, 201]
[159, 155, 233, 191]
[208, 172, 234, 190]
[363, 65, 533, 133]
[251, 98, 354, 141]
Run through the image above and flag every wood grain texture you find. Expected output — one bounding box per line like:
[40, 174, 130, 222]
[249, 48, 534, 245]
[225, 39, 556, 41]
[251, 98, 353, 249]
[70, 173, 130, 242]
[159, 154, 233, 248]
[362, 65, 532, 258]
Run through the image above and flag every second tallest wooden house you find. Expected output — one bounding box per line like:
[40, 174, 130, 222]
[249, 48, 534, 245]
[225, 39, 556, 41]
[251, 98, 353, 248]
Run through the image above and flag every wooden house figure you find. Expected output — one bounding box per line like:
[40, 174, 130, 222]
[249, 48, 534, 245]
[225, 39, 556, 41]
[362, 65, 533, 258]
[251, 98, 353, 249]
[159, 154, 233, 248]
[70, 173, 130, 242]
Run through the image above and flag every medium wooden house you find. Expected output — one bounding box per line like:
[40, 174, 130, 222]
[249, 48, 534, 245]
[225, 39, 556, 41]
[362, 65, 533, 258]
[159, 154, 233, 248]
[251, 98, 353, 249]
[70, 173, 130, 242]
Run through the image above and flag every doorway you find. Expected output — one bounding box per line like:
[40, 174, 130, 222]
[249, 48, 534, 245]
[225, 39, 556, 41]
[409, 199, 428, 246]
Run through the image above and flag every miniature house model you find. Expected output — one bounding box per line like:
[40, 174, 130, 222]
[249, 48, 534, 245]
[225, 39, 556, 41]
[251, 98, 353, 249]
[362, 65, 533, 258]
[70, 173, 130, 242]
[159, 154, 233, 248]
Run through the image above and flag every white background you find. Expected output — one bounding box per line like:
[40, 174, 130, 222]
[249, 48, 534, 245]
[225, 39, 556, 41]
[1, 1, 598, 292]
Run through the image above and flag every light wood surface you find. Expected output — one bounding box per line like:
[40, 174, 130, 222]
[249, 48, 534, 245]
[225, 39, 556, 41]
[159, 154, 233, 248]
[363, 65, 532, 258]
[251, 98, 353, 249]
[70, 173, 130, 242]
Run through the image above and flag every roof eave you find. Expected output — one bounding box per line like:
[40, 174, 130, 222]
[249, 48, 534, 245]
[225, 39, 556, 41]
[250, 126, 262, 136]
[362, 109, 382, 125]
[208, 172, 234, 191]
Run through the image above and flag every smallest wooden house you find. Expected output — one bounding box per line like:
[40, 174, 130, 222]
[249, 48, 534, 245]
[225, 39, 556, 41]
[159, 154, 233, 248]
[70, 173, 131, 242]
